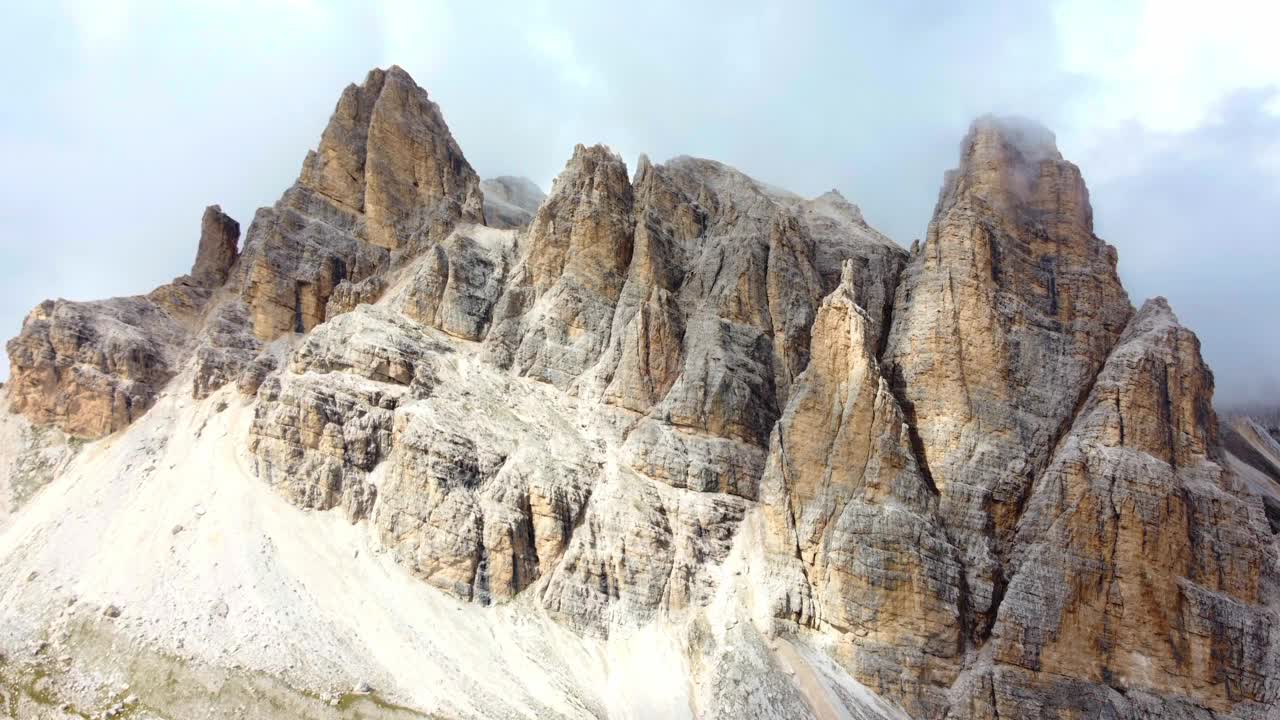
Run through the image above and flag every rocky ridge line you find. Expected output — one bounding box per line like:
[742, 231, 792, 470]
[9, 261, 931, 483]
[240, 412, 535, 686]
[4, 68, 1277, 720]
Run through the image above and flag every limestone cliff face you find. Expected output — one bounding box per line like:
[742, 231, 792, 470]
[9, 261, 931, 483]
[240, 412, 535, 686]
[390, 224, 513, 341]
[6, 204, 236, 437]
[235, 65, 483, 343]
[954, 299, 1279, 719]
[760, 263, 964, 718]
[596, 155, 906, 504]
[5, 297, 192, 438]
[6, 68, 1278, 720]
[484, 144, 636, 386]
[882, 116, 1134, 634]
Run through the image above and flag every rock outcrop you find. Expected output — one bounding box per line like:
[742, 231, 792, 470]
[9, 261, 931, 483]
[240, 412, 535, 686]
[1223, 411, 1280, 533]
[484, 144, 636, 386]
[6, 204, 242, 435]
[587, 154, 906, 504]
[233, 65, 483, 342]
[760, 263, 964, 718]
[247, 305, 596, 604]
[391, 224, 514, 341]
[882, 116, 1133, 634]
[958, 299, 1279, 719]
[191, 205, 240, 286]
[5, 67, 1278, 720]
[4, 297, 189, 438]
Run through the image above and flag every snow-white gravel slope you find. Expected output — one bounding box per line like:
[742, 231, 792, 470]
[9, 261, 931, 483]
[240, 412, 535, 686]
[0, 379, 906, 720]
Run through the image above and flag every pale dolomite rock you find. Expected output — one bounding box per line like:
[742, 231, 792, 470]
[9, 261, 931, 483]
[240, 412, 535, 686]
[6, 203, 245, 434]
[392, 223, 515, 341]
[539, 471, 750, 631]
[325, 275, 386, 318]
[882, 115, 1133, 633]
[6, 296, 192, 438]
[963, 298, 1279, 719]
[234, 65, 483, 342]
[760, 263, 963, 718]
[1223, 413, 1280, 531]
[0, 390, 79, 524]
[484, 143, 636, 386]
[375, 388, 595, 605]
[191, 299, 260, 399]
[4, 68, 1278, 720]
[248, 308, 435, 520]
[586, 154, 908, 506]
[249, 305, 595, 604]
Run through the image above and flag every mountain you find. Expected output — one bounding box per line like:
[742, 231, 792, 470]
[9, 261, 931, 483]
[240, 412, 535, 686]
[1220, 406, 1280, 532]
[480, 176, 547, 229]
[0, 66, 1276, 720]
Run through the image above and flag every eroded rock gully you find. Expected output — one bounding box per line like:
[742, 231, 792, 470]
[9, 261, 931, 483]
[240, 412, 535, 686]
[7, 69, 1278, 719]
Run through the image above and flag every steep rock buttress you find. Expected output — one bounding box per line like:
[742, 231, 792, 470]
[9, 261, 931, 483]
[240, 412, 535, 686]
[4, 68, 1278, 720]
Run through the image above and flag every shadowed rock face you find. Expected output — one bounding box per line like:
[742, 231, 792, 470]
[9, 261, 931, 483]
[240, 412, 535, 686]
[882, 115, 1134, 635]
[191, 205, 240, 287]
[234, 65, 484, 343]
[6, 69, 1279, 720]
[968, 299, 1278, 719]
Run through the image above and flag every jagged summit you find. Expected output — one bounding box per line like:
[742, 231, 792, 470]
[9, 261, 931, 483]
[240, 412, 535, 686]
[1, 66, 1276, 720]
[942, 114, 1095, 234]
[298, 64, 484, 244]
[968, 114, 1062, 162]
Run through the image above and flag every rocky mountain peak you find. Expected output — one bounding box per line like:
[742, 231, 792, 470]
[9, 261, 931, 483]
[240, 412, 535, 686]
[191, 204, 240, 287]
[2, 67, 1276, 720]
[809, 188, 867, 226]
[884, 110, 1135, 636]
[295, 67, 387, 214]
[297, 65, 483, 248]
[233, 66, 485, 342]
[522, 141, 633, 301]
[944, 114, 1093, 234]
[968, 114, 1062, 163]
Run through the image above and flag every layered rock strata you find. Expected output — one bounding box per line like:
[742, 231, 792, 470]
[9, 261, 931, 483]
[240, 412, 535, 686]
[760, 262, 963, 718]
[6, 67, 1278, 720]
[953, 299, 1279, 719]
[233, 65, 483, 342]
[6, 205, 241, 436]
[882, 116, 1134, 635]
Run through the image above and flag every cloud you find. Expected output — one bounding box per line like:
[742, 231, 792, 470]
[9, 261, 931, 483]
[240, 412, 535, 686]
[1082, 88, 1280, 406]
[62, 0, 134, 53]
[1054, 0, 1280, 134]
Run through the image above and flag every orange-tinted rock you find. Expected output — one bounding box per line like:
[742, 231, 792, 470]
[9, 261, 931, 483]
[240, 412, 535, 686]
[966, 298, 1278, 718]
[883, 116, 1133, 632]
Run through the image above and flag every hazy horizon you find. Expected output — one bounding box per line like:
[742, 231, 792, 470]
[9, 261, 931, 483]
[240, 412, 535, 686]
[1, 1, 1276, 407]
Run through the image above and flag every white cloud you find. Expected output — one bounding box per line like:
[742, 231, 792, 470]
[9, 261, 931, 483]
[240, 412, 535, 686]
[62, 0, 134, 52]
[524, 24, 603, 92]
[373, 0, 453, 76]
[1055, 0, 1280, 134]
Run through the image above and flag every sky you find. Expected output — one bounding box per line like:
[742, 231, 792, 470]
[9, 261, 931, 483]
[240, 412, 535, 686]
[0, 0, 1276, 407]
